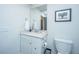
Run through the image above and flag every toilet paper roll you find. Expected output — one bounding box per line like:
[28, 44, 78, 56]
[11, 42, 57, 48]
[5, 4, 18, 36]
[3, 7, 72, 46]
[44, 42, 47, 48]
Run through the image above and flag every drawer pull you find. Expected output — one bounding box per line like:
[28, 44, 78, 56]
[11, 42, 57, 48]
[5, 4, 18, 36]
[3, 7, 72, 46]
[34, 48, 36, 50]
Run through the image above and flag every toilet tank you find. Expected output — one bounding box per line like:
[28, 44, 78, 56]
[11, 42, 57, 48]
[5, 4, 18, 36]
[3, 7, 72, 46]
[54, 39, 73, 54]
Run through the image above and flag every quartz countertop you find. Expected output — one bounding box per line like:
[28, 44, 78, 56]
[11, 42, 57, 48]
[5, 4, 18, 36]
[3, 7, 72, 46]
[20, 31, 48, 39]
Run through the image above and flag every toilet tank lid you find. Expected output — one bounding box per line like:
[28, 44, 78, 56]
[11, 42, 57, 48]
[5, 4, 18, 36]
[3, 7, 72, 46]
[54, 39, 73, 44]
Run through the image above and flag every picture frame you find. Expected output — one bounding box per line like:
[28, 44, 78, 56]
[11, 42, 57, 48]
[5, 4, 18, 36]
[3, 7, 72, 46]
[55, 8, 72, 22]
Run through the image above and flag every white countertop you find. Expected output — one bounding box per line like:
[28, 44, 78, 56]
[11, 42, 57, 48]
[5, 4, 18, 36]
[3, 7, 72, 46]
[20, 31, 48, 39]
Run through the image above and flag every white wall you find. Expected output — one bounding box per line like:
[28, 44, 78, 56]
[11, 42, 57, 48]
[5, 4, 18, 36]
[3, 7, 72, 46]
[0, 4, 30, 53]
[47, 4, 79, 54]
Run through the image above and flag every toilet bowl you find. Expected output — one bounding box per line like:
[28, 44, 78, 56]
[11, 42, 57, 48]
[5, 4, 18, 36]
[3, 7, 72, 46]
[54, 39, 73, 54]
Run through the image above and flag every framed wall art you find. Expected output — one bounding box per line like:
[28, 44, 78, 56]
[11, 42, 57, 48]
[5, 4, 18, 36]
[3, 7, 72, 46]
[55, 8, 72, 22]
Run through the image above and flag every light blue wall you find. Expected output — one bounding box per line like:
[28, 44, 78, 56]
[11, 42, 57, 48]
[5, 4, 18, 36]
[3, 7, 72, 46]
[0, 5, 30, 53]
[47, 4, 79, 54]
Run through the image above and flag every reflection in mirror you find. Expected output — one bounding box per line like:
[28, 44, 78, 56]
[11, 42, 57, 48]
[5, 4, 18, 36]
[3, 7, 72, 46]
[30, 4, 47, 31]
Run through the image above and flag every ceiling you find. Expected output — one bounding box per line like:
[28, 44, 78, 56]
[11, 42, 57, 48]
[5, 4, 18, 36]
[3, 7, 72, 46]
[30, 4, 47, 12]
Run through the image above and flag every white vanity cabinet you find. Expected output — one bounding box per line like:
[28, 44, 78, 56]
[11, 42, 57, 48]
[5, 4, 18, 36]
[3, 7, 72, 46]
[20, 31, 47, 54]
[20, 35, 32, 54]
[31, 37, 43, 54]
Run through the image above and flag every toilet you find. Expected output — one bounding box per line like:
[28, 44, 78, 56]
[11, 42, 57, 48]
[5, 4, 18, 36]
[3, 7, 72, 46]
[54, 39, 73, 54]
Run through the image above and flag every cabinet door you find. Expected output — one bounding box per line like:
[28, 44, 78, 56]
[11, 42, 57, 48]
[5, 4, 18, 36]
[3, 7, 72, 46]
[31, 37, 42, 54]
[20, 35, 32, 54]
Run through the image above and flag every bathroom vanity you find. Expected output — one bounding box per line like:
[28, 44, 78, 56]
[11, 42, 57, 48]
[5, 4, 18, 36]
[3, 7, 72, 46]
[20, 31, 48, 54]
[20, 4, 47, 54]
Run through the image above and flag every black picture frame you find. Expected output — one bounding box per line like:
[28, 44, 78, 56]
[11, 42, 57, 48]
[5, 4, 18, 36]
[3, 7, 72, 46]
[55, 8, 72, 22]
